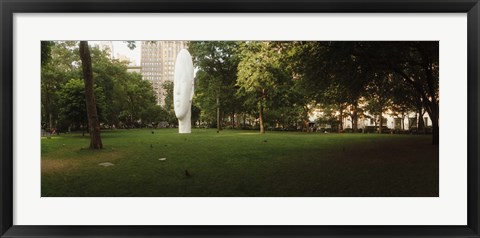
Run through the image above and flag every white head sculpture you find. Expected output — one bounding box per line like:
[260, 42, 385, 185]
[173, 49, 194, 133]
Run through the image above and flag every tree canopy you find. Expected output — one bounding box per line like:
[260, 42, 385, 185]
[41, 41, 169, 135]
[42, 40, 439, 145]
[190, 41, 439, 144]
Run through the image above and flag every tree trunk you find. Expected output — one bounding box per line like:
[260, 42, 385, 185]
[338, 104, 344, 133]
[392, 67, 438, 145]
[351, 106, 358, 132]
[79, 41, 103, 149]
[429, 103, 439, 145]
[303, 106, 309, 132]
[42, 85, 51, 129]
[417, 107, 425, 134]
[259, 103, 265, 134]
[49, 113, 53, 130]
[258, 89, 266, 134]
[431, 118, 439, 145]
[379, 114, 383, 134]
[216, 97, 222, 132]
[236, 113, 241, 128]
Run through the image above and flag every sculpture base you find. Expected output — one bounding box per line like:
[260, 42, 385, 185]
[178, 120, 191, 134]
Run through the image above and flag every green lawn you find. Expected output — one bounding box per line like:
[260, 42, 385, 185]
[41, 129, 438, 197]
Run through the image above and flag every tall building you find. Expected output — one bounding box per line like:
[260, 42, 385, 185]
[141, 41, 188, 105]
[98, 41, 114, 59]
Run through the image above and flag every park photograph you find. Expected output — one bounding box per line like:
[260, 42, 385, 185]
[41, 40, 439, 197]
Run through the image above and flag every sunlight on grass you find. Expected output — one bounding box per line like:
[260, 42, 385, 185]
[42, 159, 81, 174]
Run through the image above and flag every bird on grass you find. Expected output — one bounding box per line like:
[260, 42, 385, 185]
[150, 144, 153, 148]
[185, 169, 192, 178]
[151, 131, 155, 134]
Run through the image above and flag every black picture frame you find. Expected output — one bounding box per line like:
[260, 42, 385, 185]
[1, 0, 479, 237]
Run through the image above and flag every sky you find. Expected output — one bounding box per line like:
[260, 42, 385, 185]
[90, 41, 141, 66]
[112, 41, 141, 65]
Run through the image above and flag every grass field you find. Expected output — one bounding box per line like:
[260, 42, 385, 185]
[41, 129, 438, 197]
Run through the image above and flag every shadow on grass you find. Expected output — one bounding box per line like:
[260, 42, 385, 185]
[41, 129, 438, 197]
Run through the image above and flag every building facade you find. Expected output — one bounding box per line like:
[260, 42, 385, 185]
[141, 41, 188, 105]
[97, 41, 114, 59]
[309, 107, 433, 133]
[343, 111, 433, 132]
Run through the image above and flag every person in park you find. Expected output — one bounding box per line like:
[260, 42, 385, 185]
[173, 49, 195, 134]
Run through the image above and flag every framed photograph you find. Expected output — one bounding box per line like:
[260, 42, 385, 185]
[1, 0, 479, 237]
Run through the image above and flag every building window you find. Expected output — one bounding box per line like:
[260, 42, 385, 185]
[409, 118, 417, 128]
[394, 118, 402, 129]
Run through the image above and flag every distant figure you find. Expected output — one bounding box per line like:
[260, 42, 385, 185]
[185, 169, 192, 178]
[173, 49, 194, 133]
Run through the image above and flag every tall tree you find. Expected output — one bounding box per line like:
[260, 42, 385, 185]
[79, 41, 103, 149]
[355, 41, 439, 144]
[189, 41, 241, 131]
[364, 72, 394, 133]
[237, 42, 289, 133]
[390, 74, 419, 131]
[120, 72, 157, 127]
[41, 41, 54, 66]
[90, 46, 127, 128]
[294, 42, 370, 132]
[41, 41, 81, 130]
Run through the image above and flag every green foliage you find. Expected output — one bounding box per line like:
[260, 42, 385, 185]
[236, 42, 294, 132]
[315, 105, 341, 129]
[124, 41, 137, 50]
[43, 40, 439, 142]
[41, 41, 54, 66]
[189, 41, 241, 128]
[237, 42, 282, 94]
[41, 41, 82, 128]
[161, 81, 177, 124]
[42, 41, 160, 130]
[56, 78, 106, 130]
[363, 73, 394, 117]
[117, 72, 157, 127]
[193, 70, 218, 124]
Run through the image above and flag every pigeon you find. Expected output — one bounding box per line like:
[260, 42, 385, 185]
[185, 169, 192, 178]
